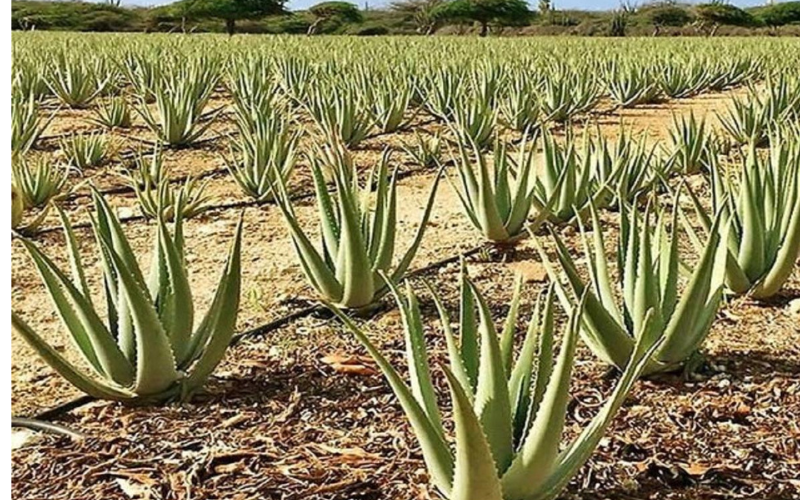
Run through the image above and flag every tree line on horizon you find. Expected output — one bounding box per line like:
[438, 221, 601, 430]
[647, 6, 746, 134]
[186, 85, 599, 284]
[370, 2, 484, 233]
[10, 0, 800, 36]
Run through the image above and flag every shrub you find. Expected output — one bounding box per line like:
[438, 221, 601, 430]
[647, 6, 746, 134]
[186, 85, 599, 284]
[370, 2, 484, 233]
[640, 3, 693, 26]
[307, 1, 363, 34]
[349, 22, 390, 35]
[695, 2, 758, 28]
[11, 1, 137, 32]
[755, 1, 800, 26]
[263, 14, 311, 33]
[609, 9, 628, 36]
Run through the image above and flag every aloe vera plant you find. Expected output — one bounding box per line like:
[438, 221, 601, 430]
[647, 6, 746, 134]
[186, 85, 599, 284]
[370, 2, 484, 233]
[448, 94, 496, 150]
[587, 128, 661, 208]
[540, 66, 599, 123]
[13, 59, 51, 100]
[60, 132, 113, 171]
[468, 62, 501, 107]
[11, 183, 50, 235]
[92, 97, 132, 130]
[135, 64, 221, 146]
[536, 194, 727, 375]
[419, 67, 464, 120]
[129, 170, 211, 222]
[123, 144, 210, 221]
[306, 82, 374, 148]
[605, 62, 661, 108]
[328, 266, 657, 500]
[452, 135, 555, 243]
[274, 56, 314, 104]
[227, 56, 279, 116]
[274, 142, 442, 309]
[665, 112, 713, 175]
[497, 74, 544, 134]
[402, 131, 443, 169]
[532, 131, 612, 224]
[718, 79, 799, 147]
[225, 109, 298, 202]
[127, 144, 166, 188]
[717, 93, 771, 148]
[708, 58, 760, 91]
[120, 52, 160, 103]
[12, 157, 71, 209]
[684, 140, 800, 299]
[46, 53, 110, 108]
[368, 74, 416, 134]
[659, 63, 705, 99]
[12, 93, 54, 155]
[11, 191, 243, 403]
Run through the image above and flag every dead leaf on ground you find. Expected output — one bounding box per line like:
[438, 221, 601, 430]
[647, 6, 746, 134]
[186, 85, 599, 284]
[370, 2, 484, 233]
[312, 443, 382, 464]
[677, 462, 714, 477]
[321, 353, 377, 376]
[113, 473, 157, 500]
[508, 260, 548, 283]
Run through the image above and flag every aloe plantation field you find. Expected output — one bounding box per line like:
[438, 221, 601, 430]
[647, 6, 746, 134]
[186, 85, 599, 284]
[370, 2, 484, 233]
[10, 32, 800, 500]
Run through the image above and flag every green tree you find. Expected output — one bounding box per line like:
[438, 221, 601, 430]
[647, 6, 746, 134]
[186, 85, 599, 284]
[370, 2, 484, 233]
[174, 0, 287, 35]
[695, 2, 757, 35]
[171, 0, 198, 33]
[643, 3, 692, 27]
[307, 1, 363, 34]
[433, 0, 531, 36]
[538, 0, 551, 14]
[391, 0, 445, 34]
[756, 1, 800, 27]
[609, 9, 628, 36]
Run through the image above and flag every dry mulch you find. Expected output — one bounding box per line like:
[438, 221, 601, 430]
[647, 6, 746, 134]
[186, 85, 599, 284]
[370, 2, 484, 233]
[12, 254, 800, 499]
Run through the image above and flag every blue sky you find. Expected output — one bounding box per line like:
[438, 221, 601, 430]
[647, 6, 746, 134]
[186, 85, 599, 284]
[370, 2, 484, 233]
[93, 0, 776, 13]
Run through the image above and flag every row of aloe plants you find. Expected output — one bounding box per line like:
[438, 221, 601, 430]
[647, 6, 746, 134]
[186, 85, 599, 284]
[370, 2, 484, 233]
[14, 38, 795, 155]
[14, 44, 769, 112]
[13, 75, 797, 236]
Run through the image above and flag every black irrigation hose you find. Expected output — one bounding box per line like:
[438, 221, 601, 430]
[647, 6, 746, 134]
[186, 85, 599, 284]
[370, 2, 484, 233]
[22, 156, 452, 238]
[11, 417, 85, 440]
[116, 131, 225, 150]
[37, 128, 109, 143]
[58, 113, 443, 204]
[14, 243, 484, 426]
[230, 304, 322, 346]
[28, 395, 96, 422]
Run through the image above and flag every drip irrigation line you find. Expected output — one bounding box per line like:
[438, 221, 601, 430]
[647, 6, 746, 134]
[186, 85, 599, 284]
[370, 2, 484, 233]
[61, 163, 231, 203]
[23, 158, 450, 238]
[230, 304, 322, 346]
[28, 395, 95, 422]
[11, 418, 85, 440]
[37, 128, 109, 142]
[14, 242, 484, 426]
[116, 131, 224, 150]
[53, 112, 441, 206]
